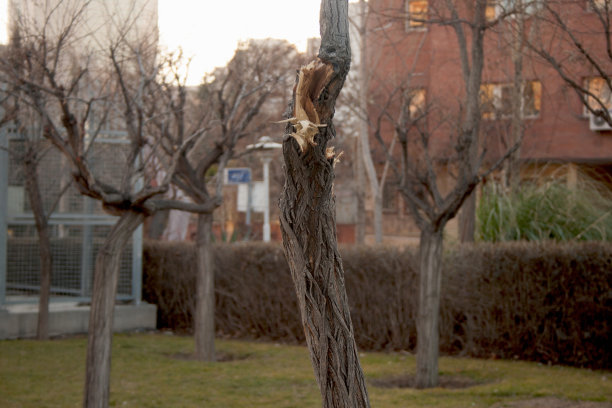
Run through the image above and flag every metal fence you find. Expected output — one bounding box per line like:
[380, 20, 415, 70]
[0, 123, 142, 306]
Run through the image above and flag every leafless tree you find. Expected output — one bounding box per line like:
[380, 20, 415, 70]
[341, 0, 402, 244]
[0, 1, 85, 341]
[279, 0, 371, 406]
[0, 1, 211, 406]
[152, 39, 300, 362]
[368, 0, 522, 388]
[528, 0, 612, 125]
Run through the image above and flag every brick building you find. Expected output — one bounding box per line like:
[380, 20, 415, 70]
[362, 0, 612, 243]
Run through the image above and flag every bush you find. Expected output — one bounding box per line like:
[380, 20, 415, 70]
[143, 241, 302, 339]
[441, 242, 612, 368]
[143, 240, 612, 369]
[477, 181, 612, 242]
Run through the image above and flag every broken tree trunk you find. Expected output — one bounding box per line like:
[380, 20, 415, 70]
[279, 1, 370, 407]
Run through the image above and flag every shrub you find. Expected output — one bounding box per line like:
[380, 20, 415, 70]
[143, 240, 612, 369]
[477, 181, 612, 242]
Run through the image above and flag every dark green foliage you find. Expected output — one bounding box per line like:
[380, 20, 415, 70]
[143, 240, 612, 369]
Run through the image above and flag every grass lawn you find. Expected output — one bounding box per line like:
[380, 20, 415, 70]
[0, 332, 610, 407]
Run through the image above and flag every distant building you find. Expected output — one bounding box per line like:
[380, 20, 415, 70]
[364, 0, 612, 243]
[1, 0, 159, 305]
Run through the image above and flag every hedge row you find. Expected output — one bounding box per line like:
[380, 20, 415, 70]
[142, 241, 612, 369]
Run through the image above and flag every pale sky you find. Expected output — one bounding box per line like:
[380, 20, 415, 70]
[158, 0, 322, 84]
[0, 0, 323, 85]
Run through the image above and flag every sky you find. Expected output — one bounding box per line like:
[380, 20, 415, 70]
[0, 0, 323, 85]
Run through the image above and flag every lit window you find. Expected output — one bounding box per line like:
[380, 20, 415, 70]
[406, 0, 428, 29]
[523, 80, 542, 117]
[480, 84, 497, 119]
[588, 0, 609, 11]
[584, 77, 612, 114]
[407, 88, 426, 118]
[480, 80, 541, 119]
[486, 0, 498, 21]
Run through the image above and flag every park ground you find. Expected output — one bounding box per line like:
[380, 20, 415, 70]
[0, 332, 610, 408]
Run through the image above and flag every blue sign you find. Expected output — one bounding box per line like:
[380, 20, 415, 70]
[225, 168, 251, 184]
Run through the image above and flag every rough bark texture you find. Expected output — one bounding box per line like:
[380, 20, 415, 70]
[459, 193, 476, 242]
[194, 212, 215, 361]
[83, 211, 144, 408]
[23, 149, 51, 340]
[506, 8, 526, 190]
[415, 227, 444, 388]
[456, 0, 487, 244]
[410, 0, 488, 385]
[279, 1, 370, 407]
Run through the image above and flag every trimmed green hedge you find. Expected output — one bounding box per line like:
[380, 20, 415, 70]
[143, 241, 612, 369]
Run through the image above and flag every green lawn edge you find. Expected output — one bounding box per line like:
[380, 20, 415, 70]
[1, 333, 610, 408]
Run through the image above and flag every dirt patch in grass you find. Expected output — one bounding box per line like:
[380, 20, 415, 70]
[166, 351, 251, 362]
[370, 374, 485, 389]
[490, 397, 612, 408]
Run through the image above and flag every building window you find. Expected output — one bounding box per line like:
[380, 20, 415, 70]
[488, 0, 542, 20]
[406, 0, 428, 30]
[523, 80, 542, 117]
[486, 0, 498, 21]
[480, 80, 541, 119]
[588, 0, 609, 12]
[584, 77, 612, 114]
[406, 88, 426, 119]
[480, 83, 497, 119]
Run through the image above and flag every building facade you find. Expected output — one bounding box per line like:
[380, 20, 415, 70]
[364, 0, 612, 243]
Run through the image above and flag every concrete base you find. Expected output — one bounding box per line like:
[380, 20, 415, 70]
[0, 301, 157, 339]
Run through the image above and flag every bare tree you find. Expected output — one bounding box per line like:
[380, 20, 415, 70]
[342, 0, 431, 244]
[367, 0, 522, 387]
[0, 1, 211, 405]
[527, 0, 612, 125]
[342, 0, 397, 244]
[279, 0, 370, 406]
[152, 39, 299, 362]
[0, 1, 81, 341]
[0, 98, 73, 341]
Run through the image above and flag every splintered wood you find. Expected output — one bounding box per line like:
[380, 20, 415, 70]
[282, 60, 333, 153]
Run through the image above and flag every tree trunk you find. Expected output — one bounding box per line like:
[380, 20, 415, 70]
[355, 0, 369, 245]
[194, 212, 215, 362]
[83, 211, 143, 408]
[280, 142, 370, 407]
[458, 192, 476, 242]
[456, 0, 487, 244]
[506, 8, 525, 190]
[354, 131, 366, 244]
[279, 1, 369, 406]
[373, 190, 383, 244]
[415, 226, 444, 388]
[23, 149, 52, 340]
